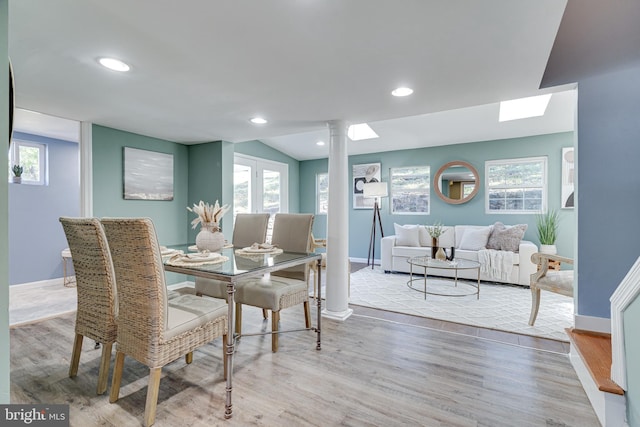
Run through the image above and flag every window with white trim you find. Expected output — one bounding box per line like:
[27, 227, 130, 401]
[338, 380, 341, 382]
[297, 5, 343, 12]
[485, 157, 547, 213]
[316, 173, 328, 215]
[8, 139, 48, 185]
[390, 165, 430, 215]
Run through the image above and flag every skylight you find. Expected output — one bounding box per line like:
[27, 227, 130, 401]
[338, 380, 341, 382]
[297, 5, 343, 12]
[499, 94, 552, 122]
[348, 123, 379, 141]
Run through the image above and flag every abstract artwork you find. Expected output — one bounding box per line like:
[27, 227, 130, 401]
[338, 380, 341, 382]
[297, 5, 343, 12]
[123, 147, 174, 200]
[353, 162, 381, 209]
[561, 147, 574, 209]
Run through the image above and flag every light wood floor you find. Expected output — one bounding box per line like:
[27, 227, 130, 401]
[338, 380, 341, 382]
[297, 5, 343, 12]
[10, 302, 598, 426]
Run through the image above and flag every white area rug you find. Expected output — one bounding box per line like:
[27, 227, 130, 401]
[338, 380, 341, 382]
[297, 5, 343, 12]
[345, 266, 573, 341]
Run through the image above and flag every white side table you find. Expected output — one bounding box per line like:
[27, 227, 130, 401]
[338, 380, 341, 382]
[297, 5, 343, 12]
[61, 248, 76, 287]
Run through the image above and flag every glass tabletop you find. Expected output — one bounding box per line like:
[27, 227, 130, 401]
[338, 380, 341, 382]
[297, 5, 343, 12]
[408, 256, 480, 270]
[163, 244, 321, 280]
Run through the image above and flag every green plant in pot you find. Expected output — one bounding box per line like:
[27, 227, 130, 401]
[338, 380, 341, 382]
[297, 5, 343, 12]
[425, 221, 445, 259]
[536, 209, 559, 254]
[11, 164, 23, 184]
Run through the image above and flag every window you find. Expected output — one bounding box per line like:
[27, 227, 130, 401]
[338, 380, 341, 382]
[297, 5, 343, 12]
[234, 154, 289, 240]
[316, 173, 329, 214]
[486, 157, 547, 213]
[390, 166, 430, 215]
[8, 139, 47, 185]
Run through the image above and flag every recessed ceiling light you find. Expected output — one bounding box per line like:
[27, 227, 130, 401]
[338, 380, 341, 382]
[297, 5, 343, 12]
[392, 87, 413, 97]
[348, 123, 379, 141]
[499, 94, 552, 122]
[250, 117, 268, 124]
[98, 57, 130, 72]
[316, 141, 325, 146]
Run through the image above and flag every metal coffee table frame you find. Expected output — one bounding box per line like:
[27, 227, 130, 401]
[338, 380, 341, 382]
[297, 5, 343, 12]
[407, 256, 480, 299]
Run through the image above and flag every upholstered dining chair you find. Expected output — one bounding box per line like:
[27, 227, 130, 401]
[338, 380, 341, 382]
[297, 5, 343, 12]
[59, 217, 118, 395]
[529, 252, 574, 326]
[194, 212, 270, 300]
[101, 218, 228, 427]
[235, 213, 314, 352]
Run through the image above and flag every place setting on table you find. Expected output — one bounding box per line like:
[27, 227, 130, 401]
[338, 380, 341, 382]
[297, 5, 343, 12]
[234, 242, 283, 258]
[161, 245, 230, 267]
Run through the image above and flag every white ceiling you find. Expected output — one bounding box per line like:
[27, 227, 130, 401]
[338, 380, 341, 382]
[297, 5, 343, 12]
[9, 0, 574, 160]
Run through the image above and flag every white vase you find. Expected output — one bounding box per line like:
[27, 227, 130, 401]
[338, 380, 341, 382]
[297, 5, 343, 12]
[196, 222, 225, 252]
[539, 244, 557, 255]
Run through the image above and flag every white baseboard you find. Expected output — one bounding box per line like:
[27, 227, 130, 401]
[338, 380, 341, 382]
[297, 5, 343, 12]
[10, 277, 66, 289]
[574, 314, 611, 334]
[350, 257, 377, 265]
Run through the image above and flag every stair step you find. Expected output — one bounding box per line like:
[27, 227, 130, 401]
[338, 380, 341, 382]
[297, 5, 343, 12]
[566, 328, 624, 395]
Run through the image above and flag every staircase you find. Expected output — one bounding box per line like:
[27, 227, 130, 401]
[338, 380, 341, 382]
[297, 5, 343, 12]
[566, 328, 627, 426]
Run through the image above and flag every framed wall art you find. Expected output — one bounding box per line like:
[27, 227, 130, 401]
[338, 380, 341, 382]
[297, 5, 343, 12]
[123, 147, 174, 200]
[352, 162, 381, 209]
[561, 147, 574, 209]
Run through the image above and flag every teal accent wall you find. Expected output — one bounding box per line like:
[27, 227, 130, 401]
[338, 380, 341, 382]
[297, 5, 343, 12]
[300, 132, 575, 260]
[1, 0, 11, 403]
[625, 296, 640, 426]
[187, 141, 234, 242]
[234, 140, 300, 213]
[92, 125, 190, 284]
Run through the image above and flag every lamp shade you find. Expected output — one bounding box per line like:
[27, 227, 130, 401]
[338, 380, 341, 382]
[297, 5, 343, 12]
[363, 182, 388, 198]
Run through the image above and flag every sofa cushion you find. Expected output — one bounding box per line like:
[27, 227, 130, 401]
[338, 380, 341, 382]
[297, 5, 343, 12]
[418, 225, 455, 248]
[443, 249, 519, 265]
[394, 223, 420, 247]
[459, 226, 492, 250]
[392, 246, 431, 259]
[455, 225, 492, 248]
[486, 222, 528, 252]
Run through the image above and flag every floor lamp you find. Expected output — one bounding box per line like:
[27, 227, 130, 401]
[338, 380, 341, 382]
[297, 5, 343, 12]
[363, 182, 387, 269]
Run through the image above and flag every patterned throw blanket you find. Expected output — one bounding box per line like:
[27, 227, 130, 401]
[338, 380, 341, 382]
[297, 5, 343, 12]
[478, 249, 514, 280]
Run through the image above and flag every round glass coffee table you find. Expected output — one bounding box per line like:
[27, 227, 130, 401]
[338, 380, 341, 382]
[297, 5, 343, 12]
[407, 256, 480, 299]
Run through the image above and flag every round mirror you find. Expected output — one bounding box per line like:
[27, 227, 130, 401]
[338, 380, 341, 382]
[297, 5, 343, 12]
[433, 161, 479, 204]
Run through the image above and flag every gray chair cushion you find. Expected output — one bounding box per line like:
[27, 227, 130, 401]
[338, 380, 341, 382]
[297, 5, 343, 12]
[235, 277, 307, 312]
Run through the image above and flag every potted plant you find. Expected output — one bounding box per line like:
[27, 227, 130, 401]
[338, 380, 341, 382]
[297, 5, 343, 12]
[425, 221, 445, 259]
[11, 164, 23, 184]
[536, 209, 559, 254]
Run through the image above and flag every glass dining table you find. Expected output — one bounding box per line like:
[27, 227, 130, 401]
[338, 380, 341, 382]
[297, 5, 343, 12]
[162, 245, 322, 419]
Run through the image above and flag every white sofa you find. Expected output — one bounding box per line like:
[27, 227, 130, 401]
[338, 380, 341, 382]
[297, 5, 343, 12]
[380, 224, 538, 287]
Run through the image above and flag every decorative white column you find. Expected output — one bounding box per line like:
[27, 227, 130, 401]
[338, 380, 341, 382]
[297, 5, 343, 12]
[323, 120, 353, 321]
[80, 121, 93, 217]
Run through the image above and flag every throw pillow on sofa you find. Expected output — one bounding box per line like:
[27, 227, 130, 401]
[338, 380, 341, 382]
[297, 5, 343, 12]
[459, 226, 492, 251]
[486, 222, 527, 252]
[394, 223, 420, 247]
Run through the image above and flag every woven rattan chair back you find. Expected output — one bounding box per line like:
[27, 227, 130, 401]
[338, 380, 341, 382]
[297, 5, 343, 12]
[102, 217, 228, 426]
[100, 217, 169, 363]
[59, 217, 118, 395]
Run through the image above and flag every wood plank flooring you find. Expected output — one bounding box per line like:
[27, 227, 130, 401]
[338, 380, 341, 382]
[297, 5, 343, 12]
[10, 302, 598, 427]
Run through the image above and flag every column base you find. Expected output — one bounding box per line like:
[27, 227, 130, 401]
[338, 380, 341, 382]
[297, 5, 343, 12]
[321, 307, 353, 322]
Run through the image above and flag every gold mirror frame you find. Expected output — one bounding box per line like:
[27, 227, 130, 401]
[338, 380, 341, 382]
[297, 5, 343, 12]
[433, 160, 480, 205]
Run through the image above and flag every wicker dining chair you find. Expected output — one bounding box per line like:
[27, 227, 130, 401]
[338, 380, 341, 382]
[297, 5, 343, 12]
[101, 218, 228, 427]
[234, 213, 314, 352]
[59, 217, 118, 395]
[194, 213, 270, 300]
